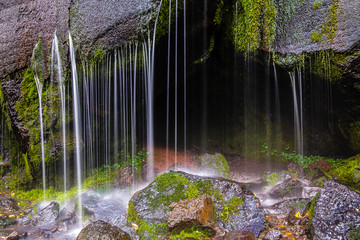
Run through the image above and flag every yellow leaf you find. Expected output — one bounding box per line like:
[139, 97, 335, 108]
[306, 212, 311, 217]
[11, 192, 15, 197]
[16, 216, 19, 219]
[295, 212, 302, 218]
[131, 223, 139, 230]
[292, 178, 297, 181]
[8, 215, 15, 218]
[285, 232, 293, 235]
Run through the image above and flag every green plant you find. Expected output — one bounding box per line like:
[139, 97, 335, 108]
[170, 225, 215, 239]
[312, 0, 323, 11]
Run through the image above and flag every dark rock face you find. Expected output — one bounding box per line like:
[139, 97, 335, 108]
[81, 190, 127, 227]
[128, 171, 265, 237]
[31, 201, 59, 227]
[168, 194, 215, 230]
[268, 179, 305, 199]
[76, 220, 131, 240]
[116, 165, 133, 184]
[70, 0, 161, 55]
[311, 180, 360, 240]
[215, 230, 256, 240]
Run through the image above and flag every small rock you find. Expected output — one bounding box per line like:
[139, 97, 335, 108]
[197, 153, 230, 178]
[308, 160, 332, 172]
[5, 231, 18, 240]
[76, 220, 131, 240]
[216, 230, 256, 240]
[31, 201, 60, 226]
[116, 165, 133, 184]
[265, 229, 281, 240]
[302, 186, 321, 198]
[268, 179, 305, 199]
[168, 194, 215, 230]
[58, 205, 76, 226]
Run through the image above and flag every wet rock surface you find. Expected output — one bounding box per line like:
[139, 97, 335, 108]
[267, 179, 305, 199]
[0, 196, 20, 211]
[311, 180, 360, 240]
[76, 220, 131, 240]
[263, 198, 310, 216]
[30, 201, 59, 227]
[168, 194, 215, 230]
[129, 171, 265, 237]
[81, 190, 127, 227]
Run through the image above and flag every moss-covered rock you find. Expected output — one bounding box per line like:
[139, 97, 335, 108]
[198, 153, 230, 178]
[328, 154, 360, 192]
[127, 171, 265, 239]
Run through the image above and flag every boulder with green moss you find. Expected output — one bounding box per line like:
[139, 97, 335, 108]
[198, 153, 230, 178]
[127, 171, 265, 239]
[328, 154, 360, 192]
[77, 220, 131, 240]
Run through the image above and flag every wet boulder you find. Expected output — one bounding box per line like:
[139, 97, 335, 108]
[76, 220, 131, 240]
[31, 201, 59, 227]
[197, 153, 230, 178]
[168, 194, 215, 234]
[302, 186, 321, 198]
[311, 180, 360, 240]
[127, 171, 265, 238]
[81, 190, 127, 227]
[263, 198, 310, 216]
[267, 179, 305, 199]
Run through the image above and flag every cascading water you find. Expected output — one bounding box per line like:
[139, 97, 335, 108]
[51, 32, 67, 197]
[32, 43, 46, 199]
[289, 69, 304, 156]
[69, 33, 83, 225]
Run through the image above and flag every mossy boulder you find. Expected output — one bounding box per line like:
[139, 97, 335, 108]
[197, 153, 230, 178]
[127, 171, 265, 239]
[77, 220, 131, 240]
[328, 154, 360, 192]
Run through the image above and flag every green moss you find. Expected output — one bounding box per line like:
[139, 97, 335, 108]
[264, 172, 278, 186]
[170, 225, 215, 239]
[90, 46, 106, 64]
[156, 0, 184, 42]
[312, 0, 323, 11]
[214, 0, 225, 26]
[328, 154, 360, 192]
[219, 196, 244, 223]
[349, 225, 360, 240]
[31, 39, 45, 82]
[233, 0, 277, 53]
[308, 193, 319, 237]
[310, 0, 339, 43]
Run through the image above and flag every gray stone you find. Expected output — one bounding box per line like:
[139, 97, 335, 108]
[197, 153, 230, 178]
[31, 201, 59, 227]
[263, 198, 310, 216]
[268, 179, 305, 199]
[311, 180, 360, 240]
[302, 186, 321, 198]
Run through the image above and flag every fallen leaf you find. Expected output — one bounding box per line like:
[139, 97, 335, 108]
[295, 211, 302, 218]
[131, 223, 139, 230]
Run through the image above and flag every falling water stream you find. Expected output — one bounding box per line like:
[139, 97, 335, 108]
[32, 43, 46, 199]
[51, 32, 67, 197]
[69, 33, 83, 225]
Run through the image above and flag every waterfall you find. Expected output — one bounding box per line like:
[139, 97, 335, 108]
[32, 43, 46, 200]
[174, 0, 179, 168]
[51, 32, 67, 197]
[166, 0, 172, 168]
[289, 70, 303, 155]
[183, 0, 187, 164]
[69, 33, 83, 225]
